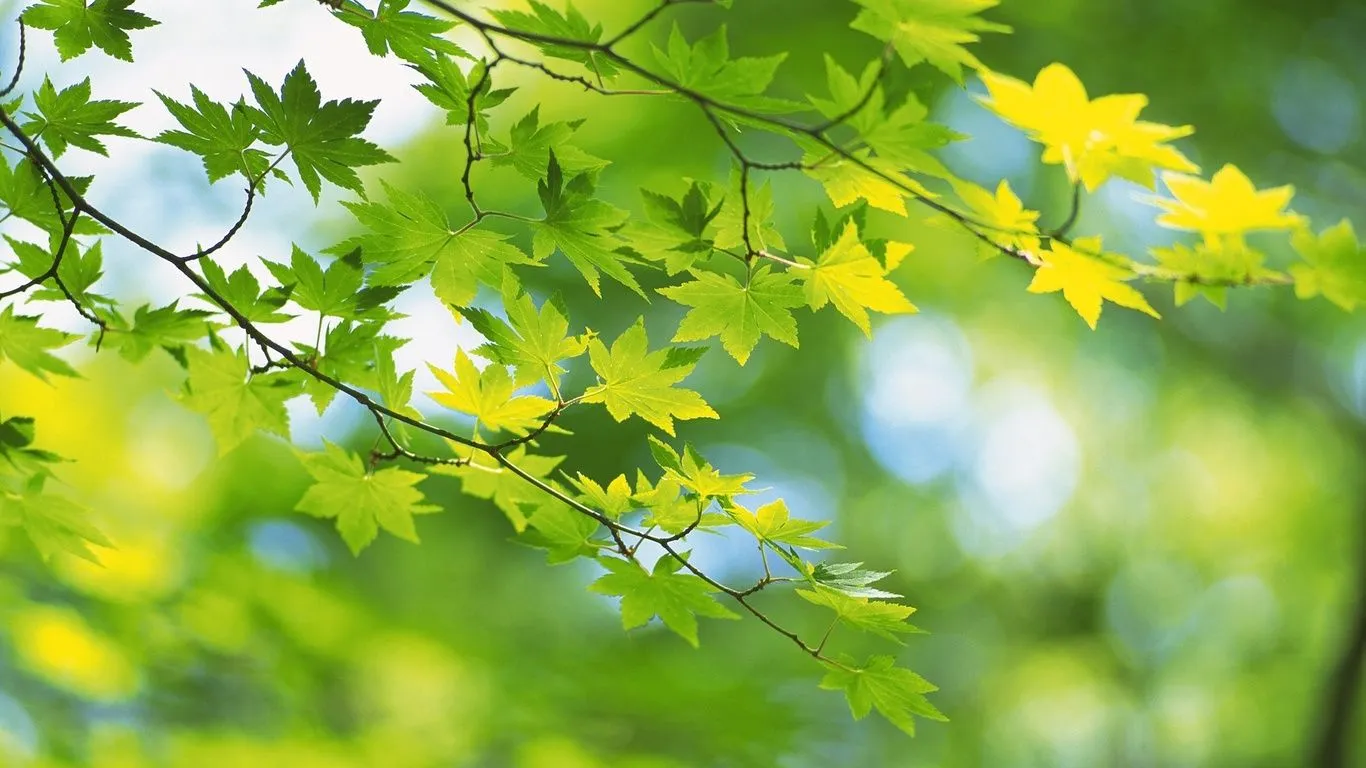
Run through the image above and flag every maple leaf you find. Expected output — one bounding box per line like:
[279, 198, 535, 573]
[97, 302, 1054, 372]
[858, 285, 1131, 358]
[731, 499, 838, 550]
[0, 306, 80, 381]
[805, 150, 933, 216]
[581, 319, 717, 436]
[196, 260, 293, 324]
[520, 501, 601, 564]
[1290, 219, 1366, 311]
[820, 655, 945, 736]
[535, 151, 643, 297]
[154, 87, 274, 184]
[0, 472, 111, 563]
[658, 266, 804, 365]
[490, 106, 608, 181]
[589, 554, 740, 647]
[426, 349, 555, 435]
[456, 284, 589, 388]
[23, 0, 158, 61]
[180, 344, 299, 455]
[849, 0, 1008, 83]
[797, 585, 922, 642]
[1027, 237, 1159, 329]
[1153, 164, 1303, 239]
[489, 0, 616, 77]
[337, 0, 466, 66]
[102, 301, 217, 363]
[713, 171, 786, 254]
[648, 436, 753, 500]
[338, 181, 537, 296]
[801, 222, 917, 335]
[568, 473, 636, 519]
[433, 447, 564, 532]
[1151, 237, 1279, 309]
[295, 441, 439, 555]
[245, 61, 394, 201]
[263, 246, 398, 321]
[951, 179, 1040, 257]
[979, 63, 1196, 190]
[652, 25, 795, 112]
[21, 77, 138, 158]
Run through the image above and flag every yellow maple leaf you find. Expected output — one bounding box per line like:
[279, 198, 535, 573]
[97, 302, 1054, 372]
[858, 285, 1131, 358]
[978, 63, 1196, 190]
[427, 349, 554, 434]
[1027, 237, 1159, 329]
[1153, 164, 1303, 239]
[802, 222, 917, 334]
[952, 178, 1040, 256]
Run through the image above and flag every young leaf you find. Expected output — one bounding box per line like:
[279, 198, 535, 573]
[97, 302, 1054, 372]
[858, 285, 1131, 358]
[804, 150, 931, 216]
[588, 554, 740, 647]
[849, 0, 1008, 83]
[820, 655, 945, 736]
[568, 473, 635, 519]
[245, 61, 394, 201]
[23, 0, 158, 62]
[801, 221, 917, 335]
[426, 349, 555, 435]
[0, 306, 80, 381]
[648, 436, 752, 500]
[0, 475, 111, 563]
[1152, 238, 1277, 310]
[180, 344, 299, 455]
[21, 77, 139, 158]
[652, 25, 793, 111]
[658, 266, 804, 365]
[1027, 237, 1159, 329]
[581, 319, 717, 436]
[295, 440, 440, 555]
[491, 106, 608, 181]
[520, 501, 601, 564]
[432, 448, 563, 533]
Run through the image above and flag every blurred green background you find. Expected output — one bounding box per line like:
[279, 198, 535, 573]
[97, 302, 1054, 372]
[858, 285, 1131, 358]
[3, 0, 1366, 765]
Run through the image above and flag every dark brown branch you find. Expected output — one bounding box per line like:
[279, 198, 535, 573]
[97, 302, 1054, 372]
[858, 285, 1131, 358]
[1313, 488, 1366, 767]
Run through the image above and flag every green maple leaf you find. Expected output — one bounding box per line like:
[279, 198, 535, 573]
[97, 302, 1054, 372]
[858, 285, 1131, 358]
[21, 77, 139, 158]
[849, 0, 1009, 83]
[23, 0, 158, 61]
[520, 501, 601, 564]
[731, 499, 838, 550]
[488, 1, 616, 77]
[647, 435, 753, 500]
[337, 0, 466, 65]
[263, 246, 397, 321]
[196, 260, 293, 324]
[1153, 238, 1279, 310]
[535, 151, 643, 296]
[808, 560, 901, 599]
[489, 106, 609, 181]
[102, 301, 217, 363]
[653, 25, 794, 112]
[338, 182, 537, 298]
[0, 472, 111, 563]
[432, 447, 563, 532]
[820, 655, 945, 736]
[3, 237, 114, 311]
[801, 221, 917, 335]
[411, 57, 513, 131]
[456, 283, 590, 388]
[154, 86, 274, 183]
[623, 181, 724, 275]
[426, 349, 555, 435]
[797, 585, 921, 643]
[0, 156, 104, 236]
[658, 266, 804, 365]
[180, 343, 300, 455]
[0, 306, 80, 381]
[295, 440, 440, 555]
[581, 319, 717, 436]
[245, 61, 394, 201]
[589, 554, 739, 647]
[713, 171, 786, 254]
[1291, 219, 1366, 311]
